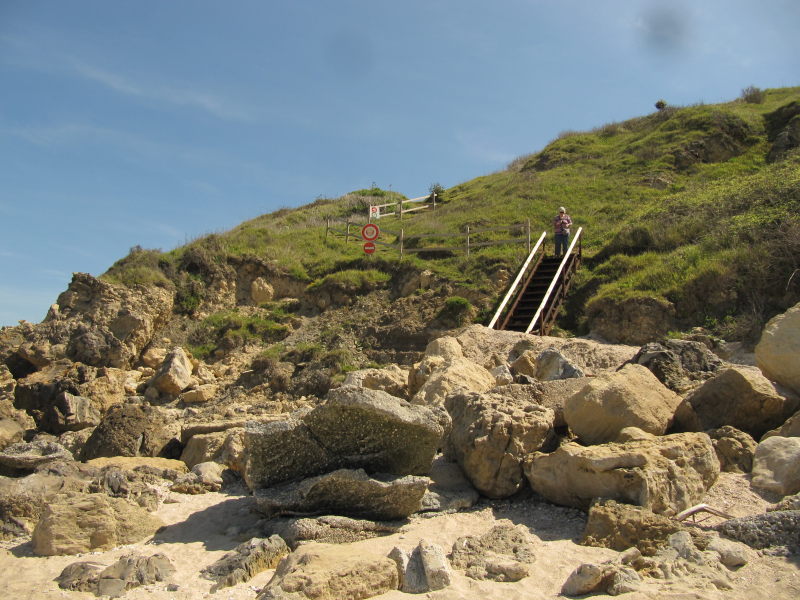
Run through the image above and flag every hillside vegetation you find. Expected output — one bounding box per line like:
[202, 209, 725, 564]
[103, 86, 800, 345]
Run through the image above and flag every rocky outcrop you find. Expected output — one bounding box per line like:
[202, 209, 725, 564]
[80, 403, 179, 460]
[708, 426, 756, 473]
[581, 499, 685, 556]
[202, 536, 288, 591]
[343, 365, 409, 399]
[625, 339, 724, 392]
[257, 543, 399, 600]
[31, 491, 164, 556]
[674, 366, 799, 439]
[445, 388, 555, 498]
[755, 302, 800, 395]
[751, 436, 800, 496]
[266, 515, 401, 548]
[564, 364, 682, 445]
[0, 440, 73, 475]
[449, 523, 536, 582]
[409, 337, 495, 406]
[390, 539, 453, 593]
[716, 511, 800, 553]
[244, 386, 447, 490]
[149, 347, 194, 397]
[526, 432, 719, 515]
[16, 273, 173, 370]
[254, 469, 430, 520]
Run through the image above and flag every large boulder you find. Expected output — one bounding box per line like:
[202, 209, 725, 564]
[625, 339, 724, 392]
[674, 366, 799, 439]
[525, 432, 719, 516]
[202, 536, 289, 591]
[343, 365, 409, 399]
[756, 302, 800, 395]
[408, 336, 495, 406]
[564, 364, 682, 444]
[15, 273, 173, 369]
[587, 296, 676, 345]
[149, 347, 194, 397]
[0, 440, 73, 475]
[257, 542, 399, 600]
[254, 469, 430, 521]
[245, 386, 448, 490]
[445, 388, 555, 498]
[708, 426, 756, 473]
[31, 491, 164, 556]
[581, 499, 685, 556]
[14, 361, 137, 433]
[80, 403, 179, 460]
[751, 436, 800, 496]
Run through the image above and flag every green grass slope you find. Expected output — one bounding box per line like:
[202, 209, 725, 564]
[103, 86, 800, 342]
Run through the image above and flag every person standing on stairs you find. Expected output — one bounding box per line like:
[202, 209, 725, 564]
[553, 206, 572, 258]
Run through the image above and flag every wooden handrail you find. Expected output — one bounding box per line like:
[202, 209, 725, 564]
[525, 227, 583, 334]
[488, 231, 547, 329]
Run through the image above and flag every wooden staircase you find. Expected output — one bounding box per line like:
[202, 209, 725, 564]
[488, 228, 582, 335]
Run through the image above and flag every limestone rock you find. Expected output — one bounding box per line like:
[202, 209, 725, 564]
[412, 356, 495, 406]
[762, 410, 800, 439]
[564, 364, 682, 444]
[180, 431, 227, 469]
[0, 471, 89, 536]
[450, 523, 536, 582]
[267, 515, 401, 549]
[257, 542, 399, 600]
[202, 536, 288, 591]
[80, 403, 179, 460]
[581, 499, 685, 556]
[755, 302, 800, 394]
[419, 456, 479, 512]
[254, 469, 430, 520]
[245, 387, 447, 490]
[626, 339, 724, 392]
[526, 432, 719, 515]
[20, 273, 173, 369]
[56, 561, 105, 591]
[0, 418, 24, 450]
[94, 552, 175, 596]
[675, 366, 799, 439]
[769, 492, 800, 512]
[179, 384, 218, 404]
[716, 511, 800, 552]
[251, 277, 275, 304]
[343, 365, 408, 399]
[751, 436, 800, 496]
[534, 347, 585, 380]
[150, 347, 194, 396]
[708, 426, 756, 473]
[31, 491, 164, 556]
[0, 440, 73, 475]
[140, 347, 167, 369]
[446, 388, 555, 498]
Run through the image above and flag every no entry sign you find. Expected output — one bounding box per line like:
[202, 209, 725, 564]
[363, 241, 376, 254]
[361, 223, 380, 241]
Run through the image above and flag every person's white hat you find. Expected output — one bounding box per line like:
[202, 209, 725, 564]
[559, 206, 566, 212]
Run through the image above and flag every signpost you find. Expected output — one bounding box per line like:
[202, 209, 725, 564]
[361, 223, 379, 242]
[369, 205, 380, 221]
[361, 223, 379, 255]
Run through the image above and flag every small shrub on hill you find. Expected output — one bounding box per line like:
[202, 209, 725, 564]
[741, 85, 765, 104]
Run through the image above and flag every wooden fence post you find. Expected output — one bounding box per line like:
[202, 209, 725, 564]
[398, 198, 403, 221]
[345, 222, 350, 244]
[325, 218, 330, 240]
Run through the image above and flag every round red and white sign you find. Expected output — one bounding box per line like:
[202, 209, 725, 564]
[363, 242, 376, 254]
[361, 223, 380, 241]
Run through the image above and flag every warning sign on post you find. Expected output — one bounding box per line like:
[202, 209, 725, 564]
[369, 205, 380, 219]
[361, 223, 379, 241]
[363, 242, 376, 254]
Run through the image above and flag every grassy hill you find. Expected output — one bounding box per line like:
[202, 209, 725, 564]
[103, 86, 800, 344]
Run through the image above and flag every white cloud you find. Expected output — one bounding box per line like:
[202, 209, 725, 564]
[69, 59, 256, 122]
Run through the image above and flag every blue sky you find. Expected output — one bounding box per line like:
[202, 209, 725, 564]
[1, 0, 798, 326]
